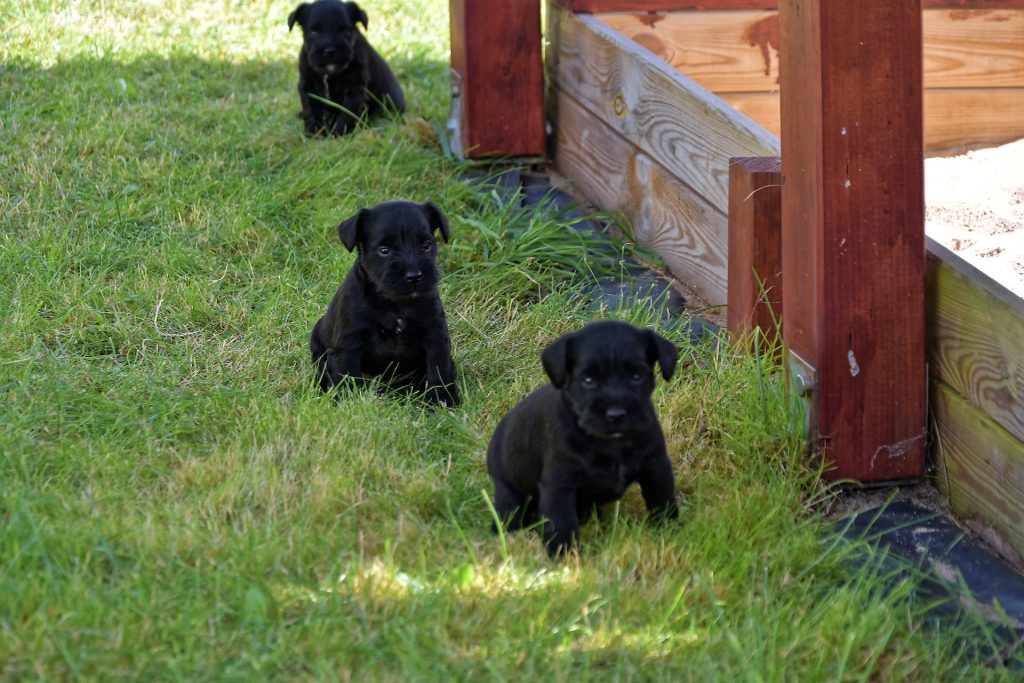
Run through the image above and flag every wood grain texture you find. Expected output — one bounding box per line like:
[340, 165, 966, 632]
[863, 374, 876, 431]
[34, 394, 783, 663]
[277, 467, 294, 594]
[550, 8, 780, 215]
[927, 239, 1024, 444]
[449, 0, 545, 157]
[780, 0, 927, 482]
[562, 0, 777, 10]
[933, 381, 1024, 562]
[922, 88, 1024, 153]
[567, 0, 1024, 10]
[719, 89, 1024, 154]
[553, 88, 730, 302]
[727, 157, 782, 342]
[598, 9, 1024, 92]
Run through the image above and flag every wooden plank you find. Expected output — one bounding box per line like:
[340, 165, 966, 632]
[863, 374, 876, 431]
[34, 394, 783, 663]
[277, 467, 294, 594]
[448, 0, 545, 157]
[597, 10, 782, 94]
[719, 93, 780, 134]
[553, 88, 730, 302]
[923, 9, 1024, 89]
[933, 381, 1024, 564]
[921, 88, 1024, 153]
[727, 157, 782, 343]
[718, 89, 1024, 156]
[562, 0, 777, 11]
[927, 239, 1024, 444]
[567, 0, 1024, 10]
[550, 8, 780, 216]
[597, 10, 1024, 92]
[780, 0, 927, 482]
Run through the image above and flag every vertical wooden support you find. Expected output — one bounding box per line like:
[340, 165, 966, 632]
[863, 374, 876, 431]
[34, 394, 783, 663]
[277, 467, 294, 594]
[779, 0, 926, 482]
[449, 0, 546, 158]
[727, 157, 783, 345]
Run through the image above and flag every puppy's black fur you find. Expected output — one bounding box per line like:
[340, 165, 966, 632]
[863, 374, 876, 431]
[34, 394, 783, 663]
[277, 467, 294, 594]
[487, 320, 679, 557]
[310, 201, 459, 406]
[288, 0, 406, 136]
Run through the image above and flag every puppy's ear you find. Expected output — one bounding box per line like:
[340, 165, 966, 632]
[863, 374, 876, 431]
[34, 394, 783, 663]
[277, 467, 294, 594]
[346, 2, 368, 29]
[541, 333, 575, 389]
[645, 330, 679, 381]
[421, 202, 451, 243]
[288, 3, 309, 31]
[337, 209, 368, 252]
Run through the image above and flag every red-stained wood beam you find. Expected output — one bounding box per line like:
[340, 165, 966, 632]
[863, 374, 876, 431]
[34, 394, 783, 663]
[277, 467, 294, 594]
[779, 0, 927, 482]
[449, 0, 545, 157]
[562, 0, 776, 9]
[561, 0, 1024, 11]
[727, 157, 783, 346]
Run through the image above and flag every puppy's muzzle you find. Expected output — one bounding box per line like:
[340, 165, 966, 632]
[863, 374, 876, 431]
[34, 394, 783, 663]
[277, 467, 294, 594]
[309, 44, 353, 75]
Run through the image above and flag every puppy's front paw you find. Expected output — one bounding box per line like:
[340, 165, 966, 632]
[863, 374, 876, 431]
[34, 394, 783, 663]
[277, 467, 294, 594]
[425, 383, 460, 408]
[543, 524, 580, 560]
[331, 117, 357, 136]
[545, 537, 579, 560]
[303, 118, 322, 137]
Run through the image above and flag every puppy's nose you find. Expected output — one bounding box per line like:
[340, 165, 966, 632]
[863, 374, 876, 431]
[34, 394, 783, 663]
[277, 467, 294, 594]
[405, 270, 424, 284]
[605, 407, 627, 423]
[323, 46, 336, 57]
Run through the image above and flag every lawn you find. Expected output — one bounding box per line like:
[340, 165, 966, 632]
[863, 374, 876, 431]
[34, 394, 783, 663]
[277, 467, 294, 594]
[0, 0, 1016, 679]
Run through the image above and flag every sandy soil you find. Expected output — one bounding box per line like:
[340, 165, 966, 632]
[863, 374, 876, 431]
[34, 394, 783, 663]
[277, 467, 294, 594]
[925, 138, 1024, 299]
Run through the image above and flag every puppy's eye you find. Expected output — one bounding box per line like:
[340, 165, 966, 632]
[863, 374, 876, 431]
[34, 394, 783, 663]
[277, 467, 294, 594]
[420, 239, 433, 252]
[581, 376, 596, 389]
[630, 372, 645, 385]
[309, 30, 320, 37]
[376, 246, 391, 257]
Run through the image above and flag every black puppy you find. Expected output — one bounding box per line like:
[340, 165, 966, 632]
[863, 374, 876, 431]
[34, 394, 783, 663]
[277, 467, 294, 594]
[310, 201, 459, 406]
[288, 0, 406, 136]
[487, 320, 679, 557]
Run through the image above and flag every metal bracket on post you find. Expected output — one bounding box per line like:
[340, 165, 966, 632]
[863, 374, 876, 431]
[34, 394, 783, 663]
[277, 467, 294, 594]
[446, 71, 465, 159]
[787, 349, 818, 451]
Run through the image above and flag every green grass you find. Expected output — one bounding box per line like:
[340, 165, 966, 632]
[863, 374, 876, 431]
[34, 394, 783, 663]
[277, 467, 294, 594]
[0, 0, 1018, 679]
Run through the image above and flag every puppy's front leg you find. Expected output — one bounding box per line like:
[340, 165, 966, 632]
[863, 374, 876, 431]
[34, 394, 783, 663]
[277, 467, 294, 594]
[330, 89, 366, 136]
[298, 85, 325, 137]
[636, 454, 679, 521]
[321, 329, 368, 390]
[320, 347, 364, 388]
[539, 484, 580, 558]
[423, 329, 459, 407]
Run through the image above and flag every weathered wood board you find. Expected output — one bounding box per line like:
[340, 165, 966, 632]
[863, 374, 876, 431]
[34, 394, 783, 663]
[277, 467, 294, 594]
[919, 89, 1024, 152]
[720, 90, 1024, 155]
[598, 10, 1024, 154]
[553, 88, 731, 302]
[598, 10, 1024, 91]
[551, 8, 779, 216]
[932, 382, 1024, 565]
[562, 0, 778, 11]
[927, 239, 1024, 446]
[567, 0, 1024, 10]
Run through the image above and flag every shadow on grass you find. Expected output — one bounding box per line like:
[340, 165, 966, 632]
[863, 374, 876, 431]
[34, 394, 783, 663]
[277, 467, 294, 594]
[1, 50, 450, 155]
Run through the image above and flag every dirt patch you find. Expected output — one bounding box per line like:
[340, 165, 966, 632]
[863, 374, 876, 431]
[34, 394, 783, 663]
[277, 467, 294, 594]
[824, 481, 951, 520]
[925, 138, 1024, 299]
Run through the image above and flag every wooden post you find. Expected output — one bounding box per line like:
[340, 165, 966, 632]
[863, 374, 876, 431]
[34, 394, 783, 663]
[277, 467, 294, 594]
[779, 0, 927, 482]
[449, 0, 545, 158]
[727, 157, 783, 346]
